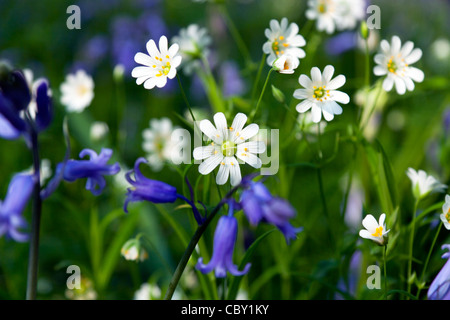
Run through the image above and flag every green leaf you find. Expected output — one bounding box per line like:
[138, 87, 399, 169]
[97, 209, 140, 292]
[226, 228, 276, 300]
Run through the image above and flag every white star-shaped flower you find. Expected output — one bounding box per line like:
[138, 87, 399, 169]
[193, 113, 266, 186]
[406, 168, 447, 200]
[374, 36, 424, 95]
[60, 70, 94, 113]
[293, 65, 349, 123]
[440, 195, 450, 230]
[262, 18, 306, 67]
[359, 213, 390, 246]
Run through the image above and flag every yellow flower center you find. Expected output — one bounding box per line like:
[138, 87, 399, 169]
[371, 226, 383, 237]
[272, 37, 289, 56]
[221, 140, 236, 157]
[312, 86, 330, 102]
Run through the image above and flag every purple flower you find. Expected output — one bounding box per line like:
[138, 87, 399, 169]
[325, 32, 358, 56]
[443, 107, 450, 136]
[61, 148, 120, 196]
[240, 180, 302, 244]
[0, 173, 36, 242]
[123, 157, 178, 213]
[196, 212, 251, 278]
[428, 244, 450, 300]
[220, 61, 246, 98]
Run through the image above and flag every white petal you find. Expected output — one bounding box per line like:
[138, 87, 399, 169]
[198, 153, 223, 175]
[155, 76, 167, 88]
[311, 104, 322, 123]
[322, 102, 335, 122]
[168, 43, 179, 57]
[382, 76, 394, 92]
[380, 39, 391, 54]
[362, 214, 378, 232]
[322, 65, 335, 83]
[159, 36, 168, 54]
[374, 66, 388, 76]
[146, 39, 160, 58]
[326, 75, 346, 90]
[193, 146, 216, 160]
[216, 160, 230, 185]
[405, 48, 422, 65]
[228, 157, 242, 186]
[394, 76, 406, 95]
[407, 67, 424, 83]
[296, 100, 313, 113]
[132, 66, 153, 78]
[238, 123, 259, 142]
[328, 100, 343, 115]
[199, 119, 218, 141]
[134, 52, 154, 67]
[359, 230, 372, 240]
[310, 67, 322, 85]
[236, 151, 262, 169]
[237, 141, 266, 154]
[231, 113, 248, 135]
[293, 89, 311, 100]
[379, 214, 386, 228]
[391, 36, 402, 55]
[171, 55, 182, 69]
[299, 74, 313, 89]
[143, 77, 157, 89]
[400, 41, 414, 58]
[214, 112, 228, 140]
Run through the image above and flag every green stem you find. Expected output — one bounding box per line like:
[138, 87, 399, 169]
[26, 124, 42, 300]
[407, 198, 420, 297]
[251, 68, 274, 122]
[176, 74, 197, 123]
[357, 38, 371, 124]
[360, 80, 383, 132]
[199, 55, 226, 113]
[163, 185, 239, 300]
[251, 53, 267, 107]
[416, 221, 443, 299]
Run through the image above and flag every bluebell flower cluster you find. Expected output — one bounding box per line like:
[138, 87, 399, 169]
[196, 201, 251, 278]
[0, 64, 52, 141]
[122, 166, 302, 278]
[427, 244, 450, 300]
[0, 173, 36, 242]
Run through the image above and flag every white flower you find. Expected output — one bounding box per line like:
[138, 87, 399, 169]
[262, 18, 306, 67]
[133, 283, 161, 300]
[171, 24, 211, 75]
[60, 70, 94, 113]
[142, 117, 178, 172]
[293, 65, 349, 123]
[121, 239, 148, 262]
[373, 36, 424, 95]
[273, 55, 299, 74]
[306, 0, 339, 34]
[406, 168, 447, 200]
[131, 36, 182, 90]
[359, 213, 390, 246]
[334, 0, 366, 31]
[193, 112, 266, 186]
[90, 121, 109, 141]
[440, 195, 450, 230]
